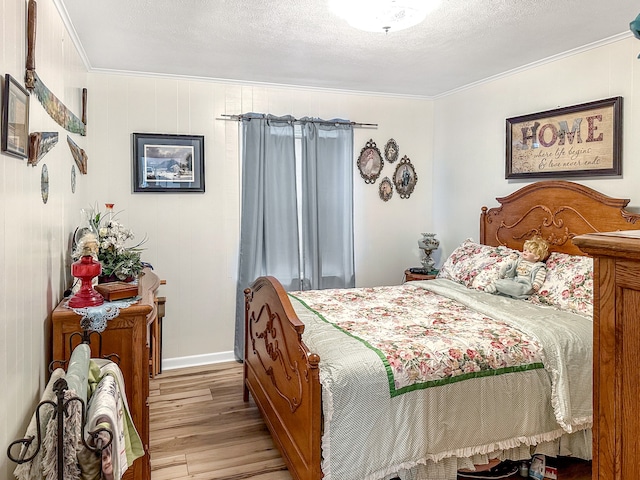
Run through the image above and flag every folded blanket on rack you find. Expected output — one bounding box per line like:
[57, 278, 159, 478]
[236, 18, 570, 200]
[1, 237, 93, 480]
[42, 389, 83, 480]
[65, 343, 91, 406]
[40, 343, 92, 480]
[76, 360, 104, 480]
[13, 368, 65, 480]
[84, 359, 143, 480]
[86, 375, 123, 480]
[11, 349, 142, 480]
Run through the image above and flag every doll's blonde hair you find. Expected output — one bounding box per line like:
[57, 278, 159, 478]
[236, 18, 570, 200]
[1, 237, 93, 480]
[523, 236, 549, 261]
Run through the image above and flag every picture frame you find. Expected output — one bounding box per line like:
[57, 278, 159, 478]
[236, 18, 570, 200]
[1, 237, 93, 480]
[357, 139, 383, 184]
[506, 97, 622, 179]
[384, 138, 399, 163]
[379, 177, 393, 202]
[393, 156, 418, 199]
[2, 74, 30, 159]
[132, 133, 205, 193]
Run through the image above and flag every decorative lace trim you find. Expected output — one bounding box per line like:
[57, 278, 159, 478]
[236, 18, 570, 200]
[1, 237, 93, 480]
[66, 298, 140, 332]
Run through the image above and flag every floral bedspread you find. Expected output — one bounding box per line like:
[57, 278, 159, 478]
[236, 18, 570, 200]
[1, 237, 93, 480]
[289, 279, 592, 480]
[289, 283, 544, 396]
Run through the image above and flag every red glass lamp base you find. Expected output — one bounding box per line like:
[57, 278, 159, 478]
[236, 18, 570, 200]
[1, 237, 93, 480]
[68, 255, 104, 308]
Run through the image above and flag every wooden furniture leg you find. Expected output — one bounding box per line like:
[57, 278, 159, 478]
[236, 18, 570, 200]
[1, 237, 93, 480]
[153, 295, 166, 376]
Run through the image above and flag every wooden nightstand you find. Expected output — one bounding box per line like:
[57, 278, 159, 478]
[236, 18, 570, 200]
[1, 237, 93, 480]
[404, 269, 437, 282]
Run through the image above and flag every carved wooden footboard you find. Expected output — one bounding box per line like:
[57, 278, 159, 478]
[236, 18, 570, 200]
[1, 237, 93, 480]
[244, 276, 322, 480]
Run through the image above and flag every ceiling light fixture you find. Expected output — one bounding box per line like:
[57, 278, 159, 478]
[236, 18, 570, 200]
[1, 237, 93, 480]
[329, 0, 441, 34]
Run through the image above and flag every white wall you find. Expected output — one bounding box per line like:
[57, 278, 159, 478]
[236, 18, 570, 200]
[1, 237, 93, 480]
[4, 1, 640, 477]
[84, 74, 434, 366]
[432, 36, 640, 262]
[1, 0, 88, 477]
[1, 2, 433, 470]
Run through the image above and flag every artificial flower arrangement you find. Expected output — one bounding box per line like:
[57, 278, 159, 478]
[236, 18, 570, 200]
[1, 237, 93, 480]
[73, 203, 147, 282]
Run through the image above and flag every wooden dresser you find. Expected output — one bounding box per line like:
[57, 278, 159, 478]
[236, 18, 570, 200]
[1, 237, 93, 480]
[51, 281, 158, 480]
[573, 230, 640, 480]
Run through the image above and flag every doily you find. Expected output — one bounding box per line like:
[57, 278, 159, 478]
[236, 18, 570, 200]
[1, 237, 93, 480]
[67, 298, 140, 332]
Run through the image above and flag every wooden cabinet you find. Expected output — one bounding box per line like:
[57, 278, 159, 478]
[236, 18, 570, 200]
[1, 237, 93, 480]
[404, 269, 437, 282]
[52, 299, 152, 480]
[573, 230, 640, 480]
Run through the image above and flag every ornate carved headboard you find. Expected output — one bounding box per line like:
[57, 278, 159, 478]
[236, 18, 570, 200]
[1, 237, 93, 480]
[480, 180, 640, 256]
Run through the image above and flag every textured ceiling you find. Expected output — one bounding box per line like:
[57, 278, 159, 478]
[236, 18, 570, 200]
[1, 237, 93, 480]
[57, 0, 639, 97]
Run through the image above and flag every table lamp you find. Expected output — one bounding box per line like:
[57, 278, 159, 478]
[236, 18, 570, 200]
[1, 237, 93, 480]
[68, 222, 104, 308]
[418, 233, 439, 273]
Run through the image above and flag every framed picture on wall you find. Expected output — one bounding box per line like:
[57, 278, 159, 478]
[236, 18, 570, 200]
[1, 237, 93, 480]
[2, 74, 30, 159]
[357, 139, 383, 184]
[378, 177, 393, 202]
[132, 133, 205, 193]
[393, 155, 418, 199]
[506, 96, 622, 179]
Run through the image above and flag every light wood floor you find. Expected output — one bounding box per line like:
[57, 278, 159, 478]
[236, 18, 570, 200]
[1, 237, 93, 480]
[149, 362, 292, 480]
[149, 362, 590, 480]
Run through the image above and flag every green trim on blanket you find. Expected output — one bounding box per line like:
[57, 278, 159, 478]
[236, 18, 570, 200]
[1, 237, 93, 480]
[289, 293, 544, 398]
[289, 293, 397, 395]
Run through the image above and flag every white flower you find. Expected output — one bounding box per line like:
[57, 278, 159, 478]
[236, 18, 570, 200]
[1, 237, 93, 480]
[73, 204, 147, 280]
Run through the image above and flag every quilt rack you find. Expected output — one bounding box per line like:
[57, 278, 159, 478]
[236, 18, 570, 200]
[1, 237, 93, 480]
[52, 328, 121, 368]
[7, 331, 116, 480]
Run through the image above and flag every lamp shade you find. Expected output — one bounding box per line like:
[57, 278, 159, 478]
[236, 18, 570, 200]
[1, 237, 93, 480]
[330, 0, 441, 33]
[74, 208, 98, 249]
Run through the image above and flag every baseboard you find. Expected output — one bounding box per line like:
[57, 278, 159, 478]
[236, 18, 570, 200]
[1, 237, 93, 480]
[162, 350, 237, 371]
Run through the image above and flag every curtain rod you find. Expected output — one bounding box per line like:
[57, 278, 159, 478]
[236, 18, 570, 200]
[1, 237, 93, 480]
[217, 114, 377, 128]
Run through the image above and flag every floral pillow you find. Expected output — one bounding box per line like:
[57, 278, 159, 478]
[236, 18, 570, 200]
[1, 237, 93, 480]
[437, 239, 518, 290]
[527, 252, 594, 317]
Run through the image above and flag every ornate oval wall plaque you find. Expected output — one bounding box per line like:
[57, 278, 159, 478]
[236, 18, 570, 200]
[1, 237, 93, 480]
[384, 138, 399, 163]
[393, 156, 418, 199]
[357, 139, 383, 184]
[71, 165, 76, 193]
[379, 177, 393, 202]
[41, 163, 49, 204]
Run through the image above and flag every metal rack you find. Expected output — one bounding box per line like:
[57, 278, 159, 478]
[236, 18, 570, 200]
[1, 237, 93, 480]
[7, 335, 115, 480]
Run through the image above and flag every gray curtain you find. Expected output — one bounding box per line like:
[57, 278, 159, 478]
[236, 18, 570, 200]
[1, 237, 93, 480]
[300, 119, 355, 290]
[234, 114, 298, 360]
[234, 114, 355, 361]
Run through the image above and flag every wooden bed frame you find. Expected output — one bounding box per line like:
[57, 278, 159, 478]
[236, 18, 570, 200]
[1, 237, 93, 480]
[243, 180, 640, 480]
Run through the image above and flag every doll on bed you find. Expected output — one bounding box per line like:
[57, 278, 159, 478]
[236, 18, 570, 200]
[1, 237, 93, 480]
[485, 236, 550, 299]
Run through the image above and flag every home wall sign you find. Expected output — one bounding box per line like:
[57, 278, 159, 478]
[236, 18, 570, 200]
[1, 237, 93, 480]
[26, 0, 87, 136]
[506, 97, 622, 179]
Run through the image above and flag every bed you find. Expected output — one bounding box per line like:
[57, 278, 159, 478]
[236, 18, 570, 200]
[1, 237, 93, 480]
[242, 180, 640, 480]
